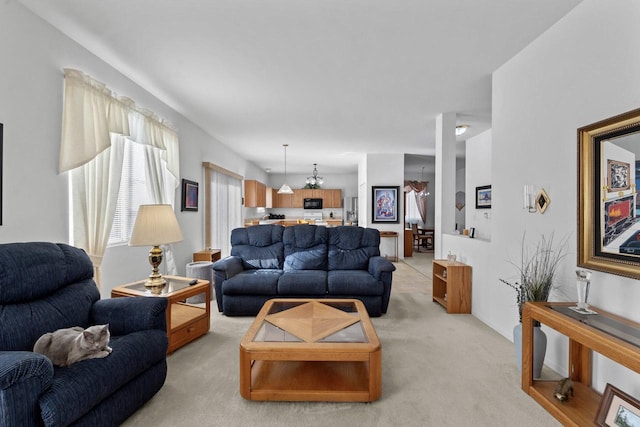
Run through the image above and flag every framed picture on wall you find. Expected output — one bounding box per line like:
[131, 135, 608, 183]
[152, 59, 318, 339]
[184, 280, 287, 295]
[475, 185, 492, 209]
[372, 186, 400, 223]
[181, 179, 198, 211]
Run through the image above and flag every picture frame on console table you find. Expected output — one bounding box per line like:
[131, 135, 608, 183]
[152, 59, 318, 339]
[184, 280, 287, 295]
[372, 186, 399, 223]
[578, 107, 640, 279]
[181, 179, 198, 212]
[595, 383, 640, 427]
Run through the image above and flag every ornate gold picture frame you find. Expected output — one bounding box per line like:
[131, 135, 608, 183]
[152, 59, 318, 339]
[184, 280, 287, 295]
[578, 108, 640, 279]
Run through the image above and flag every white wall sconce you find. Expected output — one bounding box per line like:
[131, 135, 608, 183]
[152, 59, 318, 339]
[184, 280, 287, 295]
[523, 184, 537, 213]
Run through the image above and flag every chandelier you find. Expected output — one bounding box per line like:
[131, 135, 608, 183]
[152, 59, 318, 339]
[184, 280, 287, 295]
[304, 163, 324, 189]
[419, 166, 429, 199]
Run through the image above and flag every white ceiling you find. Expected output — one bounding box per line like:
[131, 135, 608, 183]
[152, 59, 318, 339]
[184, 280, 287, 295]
[19, 0, 582, 174]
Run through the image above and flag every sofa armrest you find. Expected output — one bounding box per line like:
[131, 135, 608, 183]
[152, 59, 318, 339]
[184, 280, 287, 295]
[90, 297, 168, 336]
[212, 256, 245, 312]
[0, 351, 53, 426]
[368, 256, 396, 280]
[212, 256, 244, 277]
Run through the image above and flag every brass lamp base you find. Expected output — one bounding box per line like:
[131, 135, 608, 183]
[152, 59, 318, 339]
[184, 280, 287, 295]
[144, 245, 167, 287]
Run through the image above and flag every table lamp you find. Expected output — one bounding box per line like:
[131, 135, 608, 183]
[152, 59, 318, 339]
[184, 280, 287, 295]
[129, 204, 183, 287]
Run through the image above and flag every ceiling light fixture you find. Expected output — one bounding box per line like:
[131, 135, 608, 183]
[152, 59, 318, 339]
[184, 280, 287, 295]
[419, 166, 429, 199]
[304, 163, 324, 189]
[455, 125, 469, 136]
[277, 144, 294, 194]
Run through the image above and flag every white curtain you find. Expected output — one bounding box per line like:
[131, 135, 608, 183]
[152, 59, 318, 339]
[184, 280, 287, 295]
[142, 141, 179, 274]
[70, 136, 125, 285]
[60, 69, 180, 288]
[209, 170, 242, 256]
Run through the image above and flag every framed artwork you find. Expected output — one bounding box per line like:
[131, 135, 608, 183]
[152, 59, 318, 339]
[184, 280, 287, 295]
[475, 185, 492, 209]
[607, 159, 631, 191]
[578, 107, 640, 279]
[595, 383, 640, 427]
[181, 179, 198, 212]
[372, 186, 399, 223]
[536, 188, 551, 214]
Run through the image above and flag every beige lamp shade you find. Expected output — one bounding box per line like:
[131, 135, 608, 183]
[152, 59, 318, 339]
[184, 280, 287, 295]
[129, 204, 183, 246]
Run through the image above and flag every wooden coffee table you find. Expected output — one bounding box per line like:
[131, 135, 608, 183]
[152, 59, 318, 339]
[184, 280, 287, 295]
[111, 275, 210, 354]
[239, 298, 381, 402]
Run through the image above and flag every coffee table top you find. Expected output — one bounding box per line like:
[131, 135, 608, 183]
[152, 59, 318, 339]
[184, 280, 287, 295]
[241, 299, 379, 350]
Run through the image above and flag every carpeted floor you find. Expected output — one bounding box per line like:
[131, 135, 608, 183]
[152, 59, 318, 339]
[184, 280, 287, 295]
[121, 261, 560, 427]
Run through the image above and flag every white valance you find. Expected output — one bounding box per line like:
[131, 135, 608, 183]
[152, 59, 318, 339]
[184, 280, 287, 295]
[59, 68, 179, 179]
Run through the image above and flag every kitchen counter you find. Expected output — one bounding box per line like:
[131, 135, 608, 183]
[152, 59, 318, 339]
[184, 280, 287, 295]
[244, 218, 345, 227]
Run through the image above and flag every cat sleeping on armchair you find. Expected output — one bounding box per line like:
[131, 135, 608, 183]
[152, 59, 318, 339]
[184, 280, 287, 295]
[33, 324, 112, 367]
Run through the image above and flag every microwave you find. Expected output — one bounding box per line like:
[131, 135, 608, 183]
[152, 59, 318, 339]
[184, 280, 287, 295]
[303, 198, 323, 210]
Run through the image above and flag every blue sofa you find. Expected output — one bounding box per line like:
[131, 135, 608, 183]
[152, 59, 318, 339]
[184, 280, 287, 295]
[212, 224, 396, 316]
[0, 242, 168, 427]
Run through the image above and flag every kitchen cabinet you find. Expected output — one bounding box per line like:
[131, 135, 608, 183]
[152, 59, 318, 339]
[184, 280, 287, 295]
[273, 190, 293, 208]
[323, 189, 342, 208]
[244, 180, 266, 207]
[292, 189, 304, 208]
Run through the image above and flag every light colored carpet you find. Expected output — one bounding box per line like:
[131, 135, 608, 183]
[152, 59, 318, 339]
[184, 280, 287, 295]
[121, 262, 560, 427]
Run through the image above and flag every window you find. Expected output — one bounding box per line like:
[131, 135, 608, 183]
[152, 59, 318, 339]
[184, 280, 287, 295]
[405, 191, 421, 224]
[108, 139, 152, 246]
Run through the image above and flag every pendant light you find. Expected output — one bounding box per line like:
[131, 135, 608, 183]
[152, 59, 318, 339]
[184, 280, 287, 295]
[277, 144, 294, 194]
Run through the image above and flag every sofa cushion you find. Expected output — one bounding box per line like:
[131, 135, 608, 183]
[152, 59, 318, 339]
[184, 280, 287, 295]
[327, 270, 383, 296]
[283, 225, 328, 271]
[222, 269, 282, 295]
[278, 270, 327, 295]
[0, 243, 94, 304]
[327, 227, 380, 270]
[230, 225, 284, 270]
[0, 281, 99, 351]
[39, 329, 167, 427]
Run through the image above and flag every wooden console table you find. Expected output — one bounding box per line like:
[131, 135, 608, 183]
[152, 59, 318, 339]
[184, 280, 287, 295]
[522, 302, 640, 426]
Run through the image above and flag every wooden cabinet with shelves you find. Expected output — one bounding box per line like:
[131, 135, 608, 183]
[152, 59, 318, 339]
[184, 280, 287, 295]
[244, 180, 266, 207]
[522, 302, 640, 427]
[432, 260, 471, 313]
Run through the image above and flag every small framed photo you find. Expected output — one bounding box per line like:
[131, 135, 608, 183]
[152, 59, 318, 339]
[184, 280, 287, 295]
[596, 383, 640, 427]
[372, 186, 400, 223]
[607, 159, 630, 191]
[475, 185, 492, 209]
[181, 179, 199, 212]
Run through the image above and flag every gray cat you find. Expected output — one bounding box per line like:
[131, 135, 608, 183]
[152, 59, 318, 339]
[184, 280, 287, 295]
[33, 324, 112, 367]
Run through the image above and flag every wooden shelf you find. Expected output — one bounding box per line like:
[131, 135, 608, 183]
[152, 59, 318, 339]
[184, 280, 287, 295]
[249, 360, 372, 402]
[432, 260, 471, 313]
[522, 302, 640, 426]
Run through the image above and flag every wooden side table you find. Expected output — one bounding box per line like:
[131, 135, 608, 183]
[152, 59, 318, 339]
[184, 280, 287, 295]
[193, 249, 221, 262]
[111, 275, 210, 353]
[379, 231, 398, 262]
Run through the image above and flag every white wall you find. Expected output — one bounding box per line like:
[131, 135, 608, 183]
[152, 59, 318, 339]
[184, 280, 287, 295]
[364, 153, 405, 259]
[447, 0, 640, 395]
[465, 129, 492, 241]
[0, 2, 261, 298]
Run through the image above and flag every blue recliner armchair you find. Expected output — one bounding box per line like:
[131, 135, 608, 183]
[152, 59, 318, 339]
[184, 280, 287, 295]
[0, 242, 168, 427]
